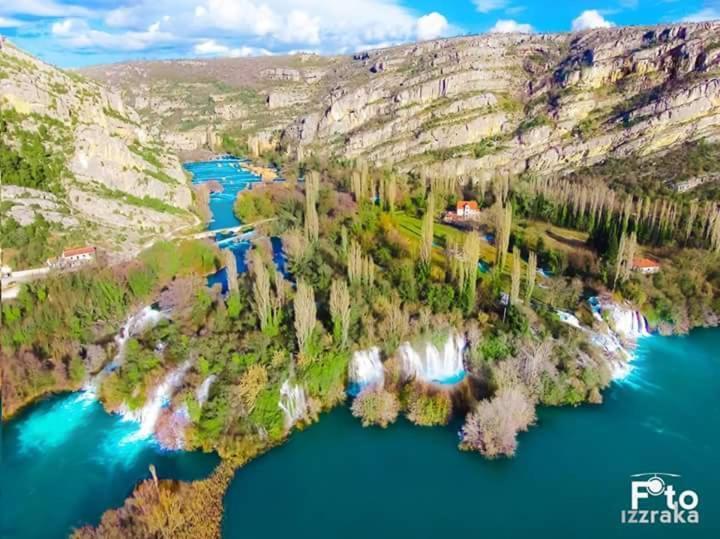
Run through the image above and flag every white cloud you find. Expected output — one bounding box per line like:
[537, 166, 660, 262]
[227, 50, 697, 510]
[52, 17, 175, 51]
[0, 16, 24, 28]
[682, 8, 720, 22]
[279, 10, 321, 44]
[193, 39, 271, 57]
[0, 0, 90, 18]
[571, 10, 615, 31]
[37, 1, 458, 59]
[473, 0, 509, 13]
[194, 38, 230, 55]
[489, 19, 533, 33]
[416, 12, 449, 41]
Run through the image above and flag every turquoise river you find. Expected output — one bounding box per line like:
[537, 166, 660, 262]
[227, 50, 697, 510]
[1, 158, 718, 538]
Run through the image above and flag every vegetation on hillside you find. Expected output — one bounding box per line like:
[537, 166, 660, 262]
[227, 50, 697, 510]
[1, 240, 221, 418]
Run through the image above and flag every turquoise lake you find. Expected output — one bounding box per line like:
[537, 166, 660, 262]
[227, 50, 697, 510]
[1, 159, 718, 537]
[1, 394, 219, 538]
[222, 330, 720, 539]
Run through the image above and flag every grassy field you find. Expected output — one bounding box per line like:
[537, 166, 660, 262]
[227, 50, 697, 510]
[390, 212, 565, 305]
[516, 219, 592, 255]
[394, 212, 497, 263]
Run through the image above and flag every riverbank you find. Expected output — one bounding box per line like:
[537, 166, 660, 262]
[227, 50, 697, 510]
[240, 162, 278, 181]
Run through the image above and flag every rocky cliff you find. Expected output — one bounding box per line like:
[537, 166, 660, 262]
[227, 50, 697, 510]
[81, 22, 720, 186]
[282, 22, 720, 182]
[81, 54, 342, 160]
[1, 42, 195, 262]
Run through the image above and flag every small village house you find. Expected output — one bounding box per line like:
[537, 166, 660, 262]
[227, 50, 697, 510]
[48, 246, 97, 268]
[456, 200, 480, 219]
[632, 257, 661, 275]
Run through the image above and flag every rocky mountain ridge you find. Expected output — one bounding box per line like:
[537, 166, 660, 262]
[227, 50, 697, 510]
[1, 41, 195, 263]
[283, 21, 720, 183]
[83, 22, 720, 188]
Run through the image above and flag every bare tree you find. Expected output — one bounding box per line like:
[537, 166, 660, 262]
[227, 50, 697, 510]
[510, 246, 521, 306]
[463, 232, 481, 309]
[281, 227, 308, 267]
[329, 278, 351, 347]
[250, 250, 272, 331]
[460, 387, 536, 458]
[386, 174, 397, 212]
[420, 192, 435, 266]
[304, 171, 320, 242]
[294, 280, 317, 353]
[495, 202, 512, 269]
[223, 250, 238, 293]
[613, 231, 637, 289]
[526, 250, 537, 302]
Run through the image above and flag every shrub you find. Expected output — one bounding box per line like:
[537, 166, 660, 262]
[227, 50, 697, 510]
[351, 387, 400, 428]
[460, 387, 536, 458]
[405, 383, 452, 426]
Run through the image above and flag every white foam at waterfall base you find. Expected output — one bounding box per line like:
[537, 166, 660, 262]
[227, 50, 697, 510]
[120, 360, 193, 443]
[278, 380, 308, 428]
[398, 333, 466, 385]
[348, 348, 384, 394]
[610, 305, 650, 339]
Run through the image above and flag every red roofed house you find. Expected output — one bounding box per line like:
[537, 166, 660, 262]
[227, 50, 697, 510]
[632, 257, 661, 275]
[456, 200, 480, 219]
[60, 246, 96, 267]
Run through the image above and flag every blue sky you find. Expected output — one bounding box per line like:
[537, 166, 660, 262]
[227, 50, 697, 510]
[1, 0, 718, 67]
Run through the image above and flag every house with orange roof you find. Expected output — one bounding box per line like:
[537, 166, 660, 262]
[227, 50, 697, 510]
[632, 257, 661, 274]
[456, 200, 480, 219]
[48, 246, 97, 268]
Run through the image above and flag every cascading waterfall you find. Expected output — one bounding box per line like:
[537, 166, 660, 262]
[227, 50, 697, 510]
[84, 306, 166, 394]
[610, 305, 650, 339]
[278, 380, 308, 428]
[348, 348, 384, 395]
[398, 333, 466, 385]
[557, 298, 653, 381]
[196, 375, 217, 406]
[121, 359, 193, 442]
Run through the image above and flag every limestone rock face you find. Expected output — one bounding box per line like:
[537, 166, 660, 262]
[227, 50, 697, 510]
[81, 22, 720, 182]
[0, 42, 194, 257]
[277, 21, 720, 178]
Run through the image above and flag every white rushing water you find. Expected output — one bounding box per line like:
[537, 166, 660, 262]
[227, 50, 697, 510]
[398, 333, 466, 385]
[121, 359, 193, 442]
[196, 374, 217, 406]
[278, 380, 308, 428]
[609, 305, 650, 339]
[557, 298, 651, 381]
[84, 306, 166, 394]
[348, 348, 384, 393]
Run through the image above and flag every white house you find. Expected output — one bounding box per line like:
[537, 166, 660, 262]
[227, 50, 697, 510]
[632, 258, 661, 274]
[456, 200, 480, 219]
[51, 246, 97, 268]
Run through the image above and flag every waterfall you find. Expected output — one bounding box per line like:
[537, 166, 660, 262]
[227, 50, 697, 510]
[121, 360, 193, 442]
[196, 375, 217, 406]
[278, 380, 308, 428]
[84, 306, 166, 395]
[348, 348, 384, 395]
[610, 305, 650, 339]
[398, 333, 466, 385]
